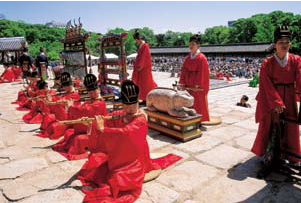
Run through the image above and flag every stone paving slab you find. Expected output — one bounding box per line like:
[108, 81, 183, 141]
[195, 144, 252, 169]
[174, 135, 223, 154]
[231, 133, 257, 150]
[234, 116, 259, 131]
[2, 177, 40, 201]
[0, 157, 48, 179]
[206, 125, 249, 141]
[192, 174, 271, 203]
[141, 182, 180, 203]
[46, 151, 68, 163]
[18, 188, 83, 203]
[157, 161, 220, 192]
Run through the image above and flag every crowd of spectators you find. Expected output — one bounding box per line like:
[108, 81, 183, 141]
[207, 56, 262, 79]
[126, 55, 262, 79]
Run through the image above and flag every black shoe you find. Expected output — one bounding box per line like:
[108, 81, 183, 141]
[198, 124, 207, 131]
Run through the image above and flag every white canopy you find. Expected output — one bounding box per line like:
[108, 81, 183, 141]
[127, 53, 137, 59]
[104, 53, 118, 59]
[86, 55, 99, 60]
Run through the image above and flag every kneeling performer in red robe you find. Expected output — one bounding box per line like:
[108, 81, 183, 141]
[22, 79, 55, 124]
[0, 63, 16, 83]
[77, 80, 182, 203]
[52, 74, 108, 160]
[38, 72, 81, 139]
[251, 25, 301, 164]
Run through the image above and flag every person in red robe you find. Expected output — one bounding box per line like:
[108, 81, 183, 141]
[251, 25, 301, 164]
[76, 80, 182, 203]
[11, 63, 22, 79]
[22, 79, 56, 124]
[14, 72, 39, 110]
[131, 30, 157, 104]
[179, 34, 210, 122]
[0, 63, 16, 83]
[38, 72, 81, 139]
[216, 71, 224, 80]
[225, 71, 232, 81]
[52, 74, 108, 160]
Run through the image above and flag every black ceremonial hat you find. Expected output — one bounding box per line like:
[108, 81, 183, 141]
[120, 80, 139, 105]
[31, 71, 38, 78]
[61, 72, 72, 86]
[37, 79, 48, 90]
[83, 74, 98, 91]
[189, 34, 201, 44]
[133, 29, 142, 40]
[274, 25, 292, 42]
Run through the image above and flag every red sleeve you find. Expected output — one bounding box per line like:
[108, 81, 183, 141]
[197, 55, 210, 93]
[258, 59, 284, 111]
[295, 55, 301, 101]
[136, 45, 148, 68]
[179, 57, 188, 85]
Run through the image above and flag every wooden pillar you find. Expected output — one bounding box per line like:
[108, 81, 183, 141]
[83, 41, 88, 75]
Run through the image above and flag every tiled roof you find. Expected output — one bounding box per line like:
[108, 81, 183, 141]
[0, 37, 25, 51]
[150, 43, 273, 54]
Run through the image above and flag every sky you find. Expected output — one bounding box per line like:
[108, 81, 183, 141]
[0, 1, 301, 34]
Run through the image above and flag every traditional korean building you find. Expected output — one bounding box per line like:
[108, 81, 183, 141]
[0, 37, 26, 64]
[150, 42, 273, 58]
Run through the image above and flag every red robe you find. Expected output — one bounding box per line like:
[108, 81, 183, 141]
[74, 77, 81, 87]
[52, 99, 108, 160]
[12, 66, 22, 79]
[132, 43, 157, 101]
[13, 81, 38, 110]
[251, 54, 301, 162]
[37, 91, 81, 139]
[180, 52, 210, 121]
[22, 90, 56, 124]
[77, 110, 182, 203]
[0, 67, 16, 83]
[216, 72, 224, 80]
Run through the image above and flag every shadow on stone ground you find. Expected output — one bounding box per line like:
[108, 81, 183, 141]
[227, 156, 301, 203]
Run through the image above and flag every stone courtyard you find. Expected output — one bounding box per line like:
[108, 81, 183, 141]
[0, 67, 301, 203]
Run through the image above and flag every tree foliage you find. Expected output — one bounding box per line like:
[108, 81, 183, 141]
[0, 10, 300, 60]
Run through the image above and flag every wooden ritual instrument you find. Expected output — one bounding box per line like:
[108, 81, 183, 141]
[172, 81, 203, 92]
[58, 112, 144, 125]
[257, 112, 301, 179]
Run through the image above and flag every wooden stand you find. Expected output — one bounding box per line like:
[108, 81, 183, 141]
[102, 94, 115, 101]
[98, 33, 128, 87]
[113, 102, 123, 111]
[144, 109, 202, 142]
[60, 18, 89, 79]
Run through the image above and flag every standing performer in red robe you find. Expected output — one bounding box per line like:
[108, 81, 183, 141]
[179, 34, 210, 122]
[131, 30, 157, 104]
[52, 74, 108, 160]
[251, 25, 301, 163]
[0, 63, 16, 83]
[38, 72, 81, 139]
[76, 80, 182, 203]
